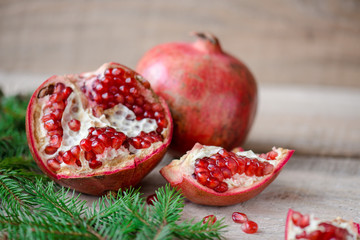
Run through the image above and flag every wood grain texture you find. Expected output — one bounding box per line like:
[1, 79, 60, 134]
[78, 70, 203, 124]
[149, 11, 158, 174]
[0, 0, 360, 87]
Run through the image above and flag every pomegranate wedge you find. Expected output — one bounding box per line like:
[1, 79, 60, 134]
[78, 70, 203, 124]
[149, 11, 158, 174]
[285, 209, 360, 240]
[26, 62, 173, 195]
[160, 143, 294, 206]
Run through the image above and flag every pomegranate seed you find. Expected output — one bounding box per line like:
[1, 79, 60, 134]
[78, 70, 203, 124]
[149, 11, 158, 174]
[68, 119, 81, 131]
[206, 177, 220, 189]
[196, 172, 209, 185]
[47, 159, 60, 172]
[89, 159, 102, 169]
[80, 139, 92, 152]
[52, 101, 65, 110]
[213, 182, 228, 193]
[210, 169, 224, 182]
[98, 134, 112, 147]
[245, 160, 256, 176]
[296, 231, 308, 239]
[218, 149, 229, 157]
[141, 140, 151, 148]
[52, 109, 63, 119]
[62, 151, 75, 165]
[50, 93, 64, 102]
[146, 194, 157, 205]
[152, 102, 162, 112]
[44, 119, 59, 131]
[62, 87, 72, 98]
[131, 137, 142, 149]
[48, 129, 63, 136]
[195, 159, 209, 168]
[70, 145, 81, 159]
[299, 214, 310, 228]
[232, 212, 248, 224]
[49, 135, 62, 148]
[91, 140, 105, 154]
[267, 151, 278, 160]
[220, 167, 232, 178]
[291, 211, 303, 226]
[242, 220, 258, 234]
[45, 145, 58, 155]
[263, 163, 274, 175]
[112, 68, 122, 76]
[41, 113, 55, 122]
[75, 159, 82, 167]
[111, 136, 124, 149]
[225, 158, 238, 174]
[203, 215, 217, 225]
[84, 151, 96, 161]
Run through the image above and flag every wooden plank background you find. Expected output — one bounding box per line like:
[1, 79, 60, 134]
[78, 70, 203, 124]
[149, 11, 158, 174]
[1, 1, 360, 239]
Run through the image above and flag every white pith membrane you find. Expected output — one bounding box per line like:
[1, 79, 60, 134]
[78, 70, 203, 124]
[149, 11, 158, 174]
[288, 213, 359, 240]
[175, 145, 286, 191]
[33, 74, 169, 177]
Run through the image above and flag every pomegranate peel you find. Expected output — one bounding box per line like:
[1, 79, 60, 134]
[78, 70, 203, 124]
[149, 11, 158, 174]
[160, 143, 294, 206]
[26, 62, 173, 195]
[285, 209, 360, 240]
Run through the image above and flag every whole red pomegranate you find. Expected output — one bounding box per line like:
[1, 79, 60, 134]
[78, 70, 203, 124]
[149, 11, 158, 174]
[137, 32, 257, 154]
[26, 62, 173, 195]
[160, 143, 294, 206]
[285, 209, 360, 240]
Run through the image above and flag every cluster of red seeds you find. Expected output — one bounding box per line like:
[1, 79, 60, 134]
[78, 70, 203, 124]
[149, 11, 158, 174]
[46, 126, 164, 172]
[128, 131, 163, 149]
[86, 67, 168, 133]
[193, 149, 277, 193]
[41, 83, 73, 155]
[292, 212, 350, 239]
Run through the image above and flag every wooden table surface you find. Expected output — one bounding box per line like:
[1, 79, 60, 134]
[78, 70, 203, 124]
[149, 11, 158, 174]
[1, 1, 359, 239]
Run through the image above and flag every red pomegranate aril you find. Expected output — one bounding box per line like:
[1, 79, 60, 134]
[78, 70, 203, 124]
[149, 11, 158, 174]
[141, 140, 151, 148]
[206, 177, 220, 189]
[255, 164, 264, 177]
[242, 220, 258, 234]
[210, 169, 224, 182]
[44, 119, 59, 131]
[225, 158, 238, 174]
[52, 101, 65, 110]
[84, 151, 96, 161]
[221, 167, 232, 178]
[203, 215, 217, 225]
[291, 211, 303, 226]
[42, 113, 55, 122]
[213, 182, 228, 193]
[68, 119, 81, 132]
[195, 167, 208, 174]
[146, 194, 157, 205]
[75, 159, 82, 167]
[267, 151, 278, 160]
[80, 139, 92, 152]
[218, 149, 229, 158]
[111, 136, 123, 149]
[45, 145, 58, 155]
[48, 129, 63, 136]
[237, 160, 246, 174]
[91, 140, 105, 154]
[49, 135, 62, 148]
[98, 134, 112, 147]
[196, 172, 209, 185]
[62, 151, 75, 165]
[131, 137, 142, 149]
[62, 87, 72, 98]
[245, 160, 256, 177]
[299, 214, 310, 228]
[89, 159, 102, 169]
[232, 212, 248, 224]
[261, 162, 272, 175]
[216, 159, 226, 168]
[195, 158, 209, 168]
[70, 145, 81, 159]
[50, 92, 64, 102]
[47, 158, 60, 172]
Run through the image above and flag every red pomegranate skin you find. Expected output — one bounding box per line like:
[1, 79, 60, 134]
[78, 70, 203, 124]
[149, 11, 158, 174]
[137, 33, 258, 154]
[26, 63, 173, 196]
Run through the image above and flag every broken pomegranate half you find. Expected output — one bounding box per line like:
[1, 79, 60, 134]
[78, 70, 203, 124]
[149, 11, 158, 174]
[26, 62, 173, 195]
[285, 209, 360, 240]
[160, 143, 294, 206]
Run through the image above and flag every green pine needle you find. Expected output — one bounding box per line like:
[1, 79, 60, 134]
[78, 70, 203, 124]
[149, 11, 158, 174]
[0, 91, 227, 239]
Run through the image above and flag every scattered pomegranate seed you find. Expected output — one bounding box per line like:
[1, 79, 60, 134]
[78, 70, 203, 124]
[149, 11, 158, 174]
[89, 159, 102, 169]
[68, 119, 81, 131]
[146, 194, 158, 205]
[232, 212, 248, 224]
[203, 215, 217, 225]
[241, 220, 258, 234]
